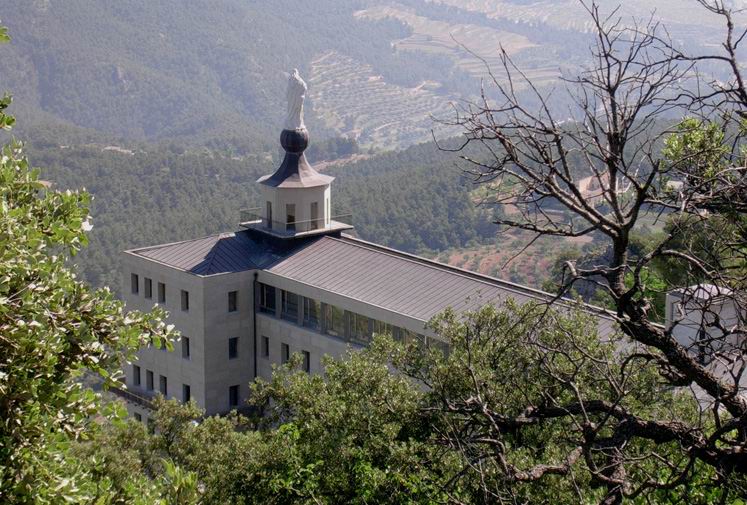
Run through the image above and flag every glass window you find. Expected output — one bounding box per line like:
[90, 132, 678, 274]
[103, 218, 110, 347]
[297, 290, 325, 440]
[348, 312, 371, 344]
[281, 290, 299, 322]
[133, 364, 141, 386]
[266, 201, 273, 229]
[229, 385, 239, 408]
[323, 304, 345, 338]
[398, 328, 425, 348]
[302, 297, 320, 330]
[228, 291, 238, 312]
[158, 282, 166, 303]
[310, 202, 319, 230]
[262, 336, 269, 357]
[159, 375, 167, 396]
[258, 284, 275, 314]
[144, 278, 152, 299]
[373, 320, 393, 338]
[228, 337, 238, 360]
[146, 370, 154, 391]
[286, 203, 296, 232]
[281, 343, 290, 364]
[182, 337, 190, 359]
[182, 384, 191, 403]
[131, 273, 139, 294]
[181, 290, 189, 311]
[134, 412, 142, 422]
[303, 350, 311, 373]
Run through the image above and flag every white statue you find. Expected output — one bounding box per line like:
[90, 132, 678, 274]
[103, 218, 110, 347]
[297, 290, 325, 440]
[284, 68, 307, 130]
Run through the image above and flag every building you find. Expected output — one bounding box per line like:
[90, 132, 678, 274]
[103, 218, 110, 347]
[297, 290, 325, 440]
[118, 71, 621, 421]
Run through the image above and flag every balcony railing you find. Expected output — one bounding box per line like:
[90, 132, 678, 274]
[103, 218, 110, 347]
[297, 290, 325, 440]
[239, 208, 353, 237]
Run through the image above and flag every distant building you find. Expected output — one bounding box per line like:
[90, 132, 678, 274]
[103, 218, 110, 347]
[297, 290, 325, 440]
[114, 72, 644, 421]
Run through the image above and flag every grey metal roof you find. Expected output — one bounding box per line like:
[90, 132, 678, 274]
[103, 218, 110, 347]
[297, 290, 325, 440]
[128, 230, 301, 276]
[268, 235, 565, 322]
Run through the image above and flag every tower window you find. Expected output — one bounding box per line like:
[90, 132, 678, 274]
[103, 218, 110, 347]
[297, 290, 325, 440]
[266, 201, 273, 229]
[310, 201, 319, 230]
[286, 203, 296, 232]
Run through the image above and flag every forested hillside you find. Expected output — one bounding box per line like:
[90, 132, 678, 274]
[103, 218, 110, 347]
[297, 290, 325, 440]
[28, 136, 494, 291]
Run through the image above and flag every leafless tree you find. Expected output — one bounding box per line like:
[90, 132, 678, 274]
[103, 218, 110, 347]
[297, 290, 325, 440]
[433, 0, 747, 502]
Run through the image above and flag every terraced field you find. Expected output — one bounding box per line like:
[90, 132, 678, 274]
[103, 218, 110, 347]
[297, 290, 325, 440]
[308, 51, 460, 149]
[355, 4, 538, 80]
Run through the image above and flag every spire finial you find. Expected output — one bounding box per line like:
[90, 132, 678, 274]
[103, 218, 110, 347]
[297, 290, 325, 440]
[284, 68, 307, 131]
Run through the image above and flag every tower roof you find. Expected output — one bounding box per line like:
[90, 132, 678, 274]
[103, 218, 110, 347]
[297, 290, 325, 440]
[257, 128, 334, 188]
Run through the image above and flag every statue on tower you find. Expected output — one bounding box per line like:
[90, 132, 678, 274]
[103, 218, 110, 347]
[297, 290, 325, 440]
[284, 69, 307, 131]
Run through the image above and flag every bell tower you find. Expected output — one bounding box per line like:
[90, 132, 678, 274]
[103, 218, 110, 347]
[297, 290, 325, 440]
[247, 69, 352, 238]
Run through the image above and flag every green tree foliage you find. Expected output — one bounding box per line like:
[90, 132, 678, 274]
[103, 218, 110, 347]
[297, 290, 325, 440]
[0, 52, 184, 501]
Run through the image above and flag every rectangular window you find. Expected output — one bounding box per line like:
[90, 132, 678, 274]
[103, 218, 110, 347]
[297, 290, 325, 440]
[159, 375, 167, 396]
[281, 290, 299, 322]
[373, 320, 393, 338]
[158, 282, 166, 303]
[286, 203, 296, 232]
[266, 201, 273, 229]
[302, 297, 320, 331]
[146, 370, 154, 391]
[281, 343, 290, 364]
[228, 337, 238, 360]
[229, 385, 239, 408]
[323, 304, 345, 338]
[182, 384, 191, 403]
[258, 284, 275, 314]
[134, 412, 142, 422]
[397, 328, 425, 348]
[131, 273, 139, 294]
[310, 201, 319, 230]
[144, 278, 152, 299]
[348, 312, 371, 344]
[133, 364, 141, 386]
[262, 336, 269, 357]
[303, 350, 311, 373]
[181, 290, 189, 311]
[228, 290, 238, 312]
[182, 337, 190, 360]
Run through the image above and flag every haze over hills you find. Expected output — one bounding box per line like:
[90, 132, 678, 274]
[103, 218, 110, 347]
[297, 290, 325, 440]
[1, 0, 734, 151]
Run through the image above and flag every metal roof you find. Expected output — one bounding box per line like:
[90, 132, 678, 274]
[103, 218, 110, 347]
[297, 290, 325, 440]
[128, 230, 303, 276]
[268, 235, 562, 322]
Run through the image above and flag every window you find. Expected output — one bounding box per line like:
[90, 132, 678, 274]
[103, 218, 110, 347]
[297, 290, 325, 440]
[303, 350, 311, 373]
[281, 343, 290, 364]
[158, 282, 166, 303]
[159, 375, 167, 396]
[182, 384, 191, 403]
[133, 365, 141, 386]
[131, 273, 139, 294]
[310, 201, 319, 230]
[134, 412, 142, 422]
[323, 304, 344, 337]
[286, 203, 296, 232]
[181, 337, 190, 360]
[373, 320, 393, 338]
[348, 312, 371, 344]
[302, 297, 320, 330]
[258, 283, 275, 314]
[144, 278, 152, 299]
[146, 370, 154, 391]
[228, 290, 238, 312]
[262, 336, 269, 357]
[281, 290, 299, 322]
[228, 337, 239, 360]
[181, 290, 189, 311]
[229, 385, 239, 408]
[266, 201, 273, 229]
[398, 328, 425, 348]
